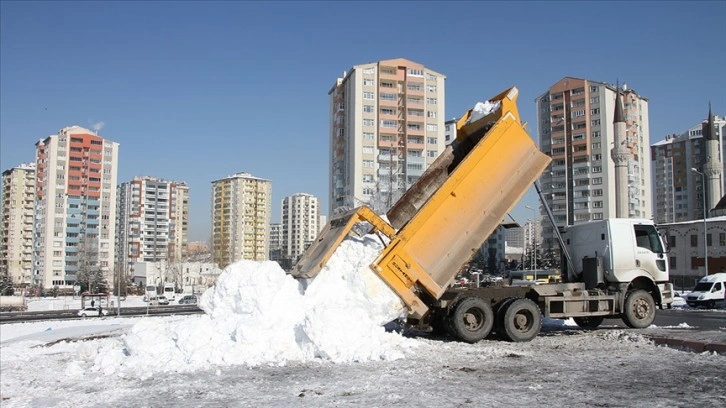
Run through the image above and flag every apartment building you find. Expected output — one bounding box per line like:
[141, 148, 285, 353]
[652, 114, 726, 223]
[281, 193, 320, 262]
[536, 77, 651, 247]
[0, 163, 36, 286]
[328, 58, 446, 215]
[269, 223, 282, 261]
[211, 172, 271, 267]
[116, 176, 189, 281]
[33, 126, 119, 289]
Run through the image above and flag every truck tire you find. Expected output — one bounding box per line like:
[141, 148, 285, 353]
[499, 298, 541, 342]
[448, 297, 493, 343]
[622, 289, 656, 328]
[573, 316, 604, 329]
[494, 297, 519, 338]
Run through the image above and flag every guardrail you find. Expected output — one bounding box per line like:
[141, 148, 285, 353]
[0, 304, 204, 324]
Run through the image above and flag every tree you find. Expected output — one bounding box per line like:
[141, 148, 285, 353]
[75, 233, 108, 293]
[0, 271, 14, 296]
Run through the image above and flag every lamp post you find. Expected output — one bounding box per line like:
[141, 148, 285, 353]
[525, 205, 537, 279]
[691, 168, 708, 276]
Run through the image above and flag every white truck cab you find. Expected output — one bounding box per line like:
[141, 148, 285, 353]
[686, 272, 726, 309]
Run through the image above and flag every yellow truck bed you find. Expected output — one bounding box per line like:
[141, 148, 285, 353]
[293, 87, 551, 319]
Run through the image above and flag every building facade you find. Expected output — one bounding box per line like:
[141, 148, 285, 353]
[211, 172, 271, 267]
[660, 217, 726, 289]
[651, 114, 725, 223]
[328, 58, 446, 215]
[33, 126, 119, 289]
[0, 163, 36, 286]
[536, 78, 651, 247]
[281, 193, 320, 262]
[269, 223, 282, 261]
[116, 176, 189, 282]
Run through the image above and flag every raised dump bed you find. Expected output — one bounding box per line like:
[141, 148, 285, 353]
[293, 87, 551, 319]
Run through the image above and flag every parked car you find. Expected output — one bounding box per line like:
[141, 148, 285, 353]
[157, 295, 170, 305]
[178, 295, 198, 305]
[77, 306, 108, 317]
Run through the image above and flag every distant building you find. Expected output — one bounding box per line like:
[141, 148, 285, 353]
[282, 193, 320, 262]
[116, 176, 189, 283]
[33, 126, 119, 289]
[210, 172, 271, 267]
[186, 241, 209, 255]
[329, 58, 447, 215]
[269, 223, 282, 261]
[659, 217, 726, 289]
[444, 118, 457, 145]
[651, 114, 725, 223]
[130, 259, 220, 294]
[536, 78, 651, 248]
[0, 163, 36, 286]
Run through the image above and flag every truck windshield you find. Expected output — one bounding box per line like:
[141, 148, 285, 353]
[634, 225, 664, 253]
[693, 282, 713, 292]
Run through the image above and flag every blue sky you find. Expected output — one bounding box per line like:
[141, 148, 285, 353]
[1, 1, 724, 242]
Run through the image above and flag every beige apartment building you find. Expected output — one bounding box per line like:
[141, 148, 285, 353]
[328, 58, 446, 215]
[536, 77, 652, 248]
[0, 163, 36, 286]
[33, 126, 119, 289]
[211, 172, 271, 268]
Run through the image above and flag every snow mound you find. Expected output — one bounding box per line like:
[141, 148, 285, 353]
[92, 234, 412, 377]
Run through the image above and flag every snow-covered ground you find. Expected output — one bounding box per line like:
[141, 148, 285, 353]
[2, 236, 725, 407]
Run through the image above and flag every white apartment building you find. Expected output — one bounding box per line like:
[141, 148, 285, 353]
[33, 126, 119, 289]
[1, 163, 36, 286]
[536, 78, 651, 248]
[211, 172, 271, 267]
[652, 115, 725, 223]
[269, 223, 282, 261]
[328, 58, 446, 215]
[281, 193, 320, 262]
[116, 176, 189, 281]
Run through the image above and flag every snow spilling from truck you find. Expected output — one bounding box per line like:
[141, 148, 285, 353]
[88, 234, 412, 378]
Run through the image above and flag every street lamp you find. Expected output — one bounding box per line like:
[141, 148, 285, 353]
[691, 168, 708, 276]
[525, 205, 537, 279]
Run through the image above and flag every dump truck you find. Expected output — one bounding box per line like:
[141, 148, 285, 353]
[293, 86, 674, 343]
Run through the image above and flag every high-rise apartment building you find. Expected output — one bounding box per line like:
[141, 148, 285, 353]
[536, 77, 651, 247]
[328, 58, 446, 215]
[281, 193, 320, 262]
[651, 114, 726, 223]
[1, 163, 36, 286]
[269, 223, 282, 261]
[211, 172, 271, 268]
[33, 126, 119, 289]
[116, 176, 189, 280]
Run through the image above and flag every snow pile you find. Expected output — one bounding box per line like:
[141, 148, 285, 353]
[90, 234, 411, 377]
[465, 100, 501, 124]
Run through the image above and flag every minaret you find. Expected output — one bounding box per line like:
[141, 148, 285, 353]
[610, 84, 631, 218]
[703, 103, 722, 216]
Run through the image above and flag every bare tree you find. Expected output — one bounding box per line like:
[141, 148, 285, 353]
[75, 233, 107, 293]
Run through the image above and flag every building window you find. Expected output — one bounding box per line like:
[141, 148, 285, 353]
[572, 110, 585, 118]
[362, 68, 375, 75]
[381, 120, 397, 128]
[670, 256, 676, 268]
[363, 92, 375, 100]
[426, 124, 438, 131]
[363, 132, 374, 140]
[380, 93, 396, 101]
[363, 79, 374, 86]
[426, 98, 437, 105]
[707, 233, 712, 246]
[590, 86, 599, 93]
[720, 233, 725, 246]
[363, 119, 374, 127]
[407, 68, 424, 77]
[427, 150, 438, 158]
[591, 119, 601, 126]
[590, 108, 600, 115]
[427, 111, 437, 118]
[363, 160, 374, 168]
[427, 137, 437, 144]
[362, 146, 374, 154]
[691, 235, 698, 247]
[363, 105, 374, 113]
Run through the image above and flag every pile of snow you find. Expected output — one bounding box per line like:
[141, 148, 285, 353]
[465, 100, 501, 124]
[90, 234, 412, 378]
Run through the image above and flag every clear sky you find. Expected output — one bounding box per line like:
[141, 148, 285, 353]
[1, 1, 724, 242]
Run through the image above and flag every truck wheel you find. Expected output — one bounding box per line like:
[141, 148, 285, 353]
[622, 289, 656, 328]
[500, 298, 541, 342]
[573, 316, 604, 329]
[448, 297, 493, 343]
[706, 300, 715, 309]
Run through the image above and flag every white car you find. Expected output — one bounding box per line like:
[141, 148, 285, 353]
[157, 295, 170, 305]
[77, 306, 108, 317]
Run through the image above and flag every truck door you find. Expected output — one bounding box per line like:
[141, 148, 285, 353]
[633, 224, 669, 282]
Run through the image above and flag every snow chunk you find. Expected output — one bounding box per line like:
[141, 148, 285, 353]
[466, 100, 501, 125]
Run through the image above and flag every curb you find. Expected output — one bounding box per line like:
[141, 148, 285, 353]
[647, 336, 726, 355]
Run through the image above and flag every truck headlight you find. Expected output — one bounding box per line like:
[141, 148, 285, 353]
[698, 294, 705, 300]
